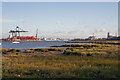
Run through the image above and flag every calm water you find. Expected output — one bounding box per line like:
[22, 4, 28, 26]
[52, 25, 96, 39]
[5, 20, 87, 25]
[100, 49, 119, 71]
[1, 41, 88, 49]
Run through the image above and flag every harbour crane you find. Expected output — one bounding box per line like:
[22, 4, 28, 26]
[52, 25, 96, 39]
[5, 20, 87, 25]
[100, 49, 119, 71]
[9, 26, 28, 38]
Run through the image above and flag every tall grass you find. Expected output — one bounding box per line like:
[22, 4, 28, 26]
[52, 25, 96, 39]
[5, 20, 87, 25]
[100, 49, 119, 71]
[2, 44, 120, 78]
[1, 48, 21, 54]
[63, 44, 119, 57]
[1, 48, 63, 54]
[2, 54, 120, 78]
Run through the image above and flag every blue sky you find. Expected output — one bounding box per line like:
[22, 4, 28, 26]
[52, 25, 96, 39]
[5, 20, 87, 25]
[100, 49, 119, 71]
[2, 2, 118, 39]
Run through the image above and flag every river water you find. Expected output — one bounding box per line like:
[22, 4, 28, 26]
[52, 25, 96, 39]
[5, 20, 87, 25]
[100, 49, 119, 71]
[0, 41, 88, 49]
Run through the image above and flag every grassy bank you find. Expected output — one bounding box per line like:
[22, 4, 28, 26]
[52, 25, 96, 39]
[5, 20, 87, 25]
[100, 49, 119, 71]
[63, 44, 119, 56]
[2, 44, 120, 78]
[1, 48, 63, 55]
[66, 40, 120, 45]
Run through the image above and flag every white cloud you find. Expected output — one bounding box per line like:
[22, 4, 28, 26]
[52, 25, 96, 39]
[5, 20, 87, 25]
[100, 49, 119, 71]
[99, 28, 106, 32]
[38, 30, 87, 39]
[94, 28, 107, 38]
[96, 28, 106, 33]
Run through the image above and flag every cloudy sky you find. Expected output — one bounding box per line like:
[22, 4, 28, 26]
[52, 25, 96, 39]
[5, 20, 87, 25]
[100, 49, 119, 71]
[2, 2, 118, 39]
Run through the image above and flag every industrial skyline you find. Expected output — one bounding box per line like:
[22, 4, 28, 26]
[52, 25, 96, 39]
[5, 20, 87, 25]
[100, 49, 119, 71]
[2, 2, 118, 39]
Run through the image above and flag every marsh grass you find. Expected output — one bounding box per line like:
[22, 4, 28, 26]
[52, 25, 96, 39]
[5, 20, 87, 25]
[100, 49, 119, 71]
[33, 48, 63, 52]
[2, 43, 120, 78]
[63, 44, 119, 57]
[66, 40, 120, 45]
[1, 48, 21, 54]
[48, 48, 63, 52]
[1, 48, 63, 54]
[2, 54, 120, 78]
[34, 48, 49, 52]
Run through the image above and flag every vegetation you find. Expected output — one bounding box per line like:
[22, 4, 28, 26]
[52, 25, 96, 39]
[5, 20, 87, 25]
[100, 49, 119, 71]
[66, 40, 120, 45]
[1, 48, 63, 54]
[48, 48, 63, 52]
[0, 48, 21, 54]
[1, 42, 120, 78]
[63, 44, 119, 56]
[2, 54, 120, 78]
[34, 48, 49, 52]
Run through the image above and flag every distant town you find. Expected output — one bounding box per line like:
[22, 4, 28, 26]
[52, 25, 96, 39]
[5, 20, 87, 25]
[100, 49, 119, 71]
[1, 26, 120, 41]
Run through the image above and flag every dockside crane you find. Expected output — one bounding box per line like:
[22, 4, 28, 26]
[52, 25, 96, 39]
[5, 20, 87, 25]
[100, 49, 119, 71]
[9, 26, 28, 38]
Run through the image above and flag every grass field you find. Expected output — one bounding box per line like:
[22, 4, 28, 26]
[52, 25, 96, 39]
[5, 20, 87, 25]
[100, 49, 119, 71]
[1, 42, 120, 78]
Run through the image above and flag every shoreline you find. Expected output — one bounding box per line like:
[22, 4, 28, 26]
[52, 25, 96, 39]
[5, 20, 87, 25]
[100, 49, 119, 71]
[1, 43, 119, 56]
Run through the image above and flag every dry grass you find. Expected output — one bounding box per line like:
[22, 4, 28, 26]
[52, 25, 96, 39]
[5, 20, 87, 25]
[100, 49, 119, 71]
[2, 43, 120, 78]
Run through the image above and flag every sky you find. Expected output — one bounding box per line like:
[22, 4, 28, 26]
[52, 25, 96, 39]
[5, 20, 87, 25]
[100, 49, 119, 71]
[2, 2, 118, 39]
[1, 0, 120, 2]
